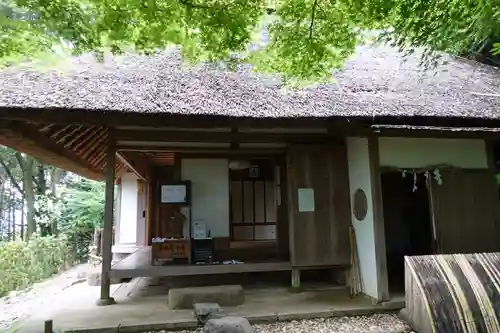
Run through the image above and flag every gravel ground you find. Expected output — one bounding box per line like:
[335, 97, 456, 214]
[156, 314, 412, 333]
[0, 264, 88, 331]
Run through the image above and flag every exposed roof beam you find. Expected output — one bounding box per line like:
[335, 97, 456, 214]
[370, 124, 500, 138]
[237, 127, 328, 133]
[116, 151, 151, 181]
[115, 129, 339, 144]
[0, 120, 104, 180]
[116, 126, 232, 132]
[117, 141, 231, 148]
[115, 162, 129, 180]
[116, 146, 285, 154]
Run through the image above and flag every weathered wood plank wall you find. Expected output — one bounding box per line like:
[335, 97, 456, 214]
[286, 143, 351, 267]
[429, 168, 500, 254]
[150, 165, 176, 241]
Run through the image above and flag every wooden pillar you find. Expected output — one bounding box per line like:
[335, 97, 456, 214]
[97, 128, 116, 306]
[291, 268, 301, 290]
[368, 136, 389, 302]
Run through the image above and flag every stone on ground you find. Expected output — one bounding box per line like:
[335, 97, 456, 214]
[194, 302, 221, 322]
[204, 316, 253, 333]
[87, 271, 101, 286]
[169, 285, 244, 309]
[86, 270, 121, 286]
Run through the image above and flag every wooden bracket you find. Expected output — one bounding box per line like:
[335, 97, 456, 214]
[116, 151, 151, 181]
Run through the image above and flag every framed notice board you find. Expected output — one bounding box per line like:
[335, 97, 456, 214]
[160, 181, 191, 205]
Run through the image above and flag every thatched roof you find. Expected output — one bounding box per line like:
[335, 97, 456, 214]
[1, 45, 500, 120]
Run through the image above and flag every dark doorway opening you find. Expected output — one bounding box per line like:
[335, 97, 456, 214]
[492, 143, 500, 198]
[381, 171, 434, 294]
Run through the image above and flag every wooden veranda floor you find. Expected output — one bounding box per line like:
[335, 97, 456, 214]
[110, 246, 292, 279]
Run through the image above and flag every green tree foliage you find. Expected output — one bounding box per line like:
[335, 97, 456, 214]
[59, 178, 105, 262]
[2, 0, 499, 81]
[376, 0, 500, 66]
[0, 145, 106, 294]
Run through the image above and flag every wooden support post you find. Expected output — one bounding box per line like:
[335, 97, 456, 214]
[44, 320, 53, 333]
[97, 128, 116, 306]
[291, 268, 301, 291]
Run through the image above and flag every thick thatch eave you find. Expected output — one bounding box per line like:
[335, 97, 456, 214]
[1, 44, 500, 179]
[0, 45, 499, 121]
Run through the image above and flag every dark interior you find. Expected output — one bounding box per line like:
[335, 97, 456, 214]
[381, 171, 434, 294]
[493, 143, 500, 198]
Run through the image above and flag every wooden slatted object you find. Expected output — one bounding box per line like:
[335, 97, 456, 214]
[404, 253, 500, 333]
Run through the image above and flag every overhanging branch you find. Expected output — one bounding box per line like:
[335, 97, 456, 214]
[177, 0, 211, 9]
[0, 158, 24, 197]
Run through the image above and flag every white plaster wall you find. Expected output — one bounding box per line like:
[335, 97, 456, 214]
[136, 183, 147, 245]
[118, 173, 138, 244]
[347, 137, 379, 299]
[181, 159, 230, 238]
[379, 137, 488, 169]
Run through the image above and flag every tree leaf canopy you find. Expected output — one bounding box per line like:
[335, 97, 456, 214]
[1, 0, 499, 81]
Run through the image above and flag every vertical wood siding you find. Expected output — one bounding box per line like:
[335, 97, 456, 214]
[286, 143, 351, 267]
[430, 168, 500, 254]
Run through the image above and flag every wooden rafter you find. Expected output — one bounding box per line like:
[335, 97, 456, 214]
[73, 127, 106, 153]
[50, 125, 72, 139]
[81, 131, 108, 159]
[55, 125, 82, 144]
[39, 124, 54, 132]
[0, 120, 104, 180]
[91, 150, 107, 169]
[64, 126, 98, 148]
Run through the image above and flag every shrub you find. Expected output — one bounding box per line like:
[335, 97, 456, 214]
[59, 179, 105, 263]
[0, 234, 70, 296]
[63, 220, 95, 263]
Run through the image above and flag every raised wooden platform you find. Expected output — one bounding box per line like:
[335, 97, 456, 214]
[110, 246, 292, 279]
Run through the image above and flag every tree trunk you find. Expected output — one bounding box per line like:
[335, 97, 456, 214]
[11, 187, 16, 241]
[22, 156, 36, 238]
[8, 185, 13, 241]
[37, 164, 47, 195]
[49, 167, 61, 235]
[36, 163, 50, 236]
[0, 180, 5, 240]
[50, 168, 60, 197]
[20, 197, 25, 241]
